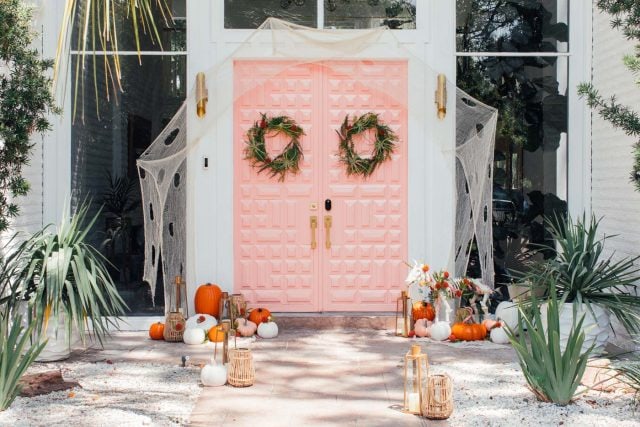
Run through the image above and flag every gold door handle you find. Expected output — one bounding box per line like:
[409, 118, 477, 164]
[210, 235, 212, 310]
[310, 216, 318, 249]
[324, 215, 332, 249]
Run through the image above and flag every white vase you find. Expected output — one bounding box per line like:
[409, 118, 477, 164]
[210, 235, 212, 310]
[35, 316, 80, 362]
[435, 296, 459, 325]
[540, 302, 610, 355]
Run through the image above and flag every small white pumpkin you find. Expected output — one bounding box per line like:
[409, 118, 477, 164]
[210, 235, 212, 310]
[183, 327, 206, 345]
[495, 301, 519, 332]
[186, 314, 217, 331]
[490, 326, 510, 344]
[430, 321, 451, 341]
[257, 319, 278, 339]
[200, 359, 227, 386]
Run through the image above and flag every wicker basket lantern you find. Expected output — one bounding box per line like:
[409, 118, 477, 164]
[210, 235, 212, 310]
[227, 348, 255, 387]
[422, 374, 453, 420]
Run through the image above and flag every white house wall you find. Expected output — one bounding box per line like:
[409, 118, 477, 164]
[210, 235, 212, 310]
[591, 7, 640, 261]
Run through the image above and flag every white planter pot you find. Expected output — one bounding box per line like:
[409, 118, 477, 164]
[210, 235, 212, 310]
[540, 302, 610, 355]
[35, 316, 81, 362]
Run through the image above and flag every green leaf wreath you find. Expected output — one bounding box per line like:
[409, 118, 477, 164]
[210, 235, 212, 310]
[244, 114, 305, 182]
[337, 113, 398, 177]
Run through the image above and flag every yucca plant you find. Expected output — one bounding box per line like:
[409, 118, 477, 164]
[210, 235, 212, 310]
[23, 202, 128, 349]
[521, 215, 640, 337]
[614, 358, 640, 405]
[0, 314, 46, 411]
[506, 285, 593, 405]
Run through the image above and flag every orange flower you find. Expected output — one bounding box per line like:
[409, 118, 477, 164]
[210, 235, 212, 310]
[421, 264, 430, 273]
[455, 290, 462, 297]
[443, 271, 450, 279]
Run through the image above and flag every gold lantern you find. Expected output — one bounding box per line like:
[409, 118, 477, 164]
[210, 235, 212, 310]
[396, 290, 411, 337]
[403, 344, 429, 415]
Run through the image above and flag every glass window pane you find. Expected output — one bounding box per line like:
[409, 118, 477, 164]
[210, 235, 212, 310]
[71, 55, 187, 315]
[324, 0, 416, 29]
[457, 55, 568, 285]
[456, 0, 568, 52]
[72, 0, 186, 52]
[224, 0, 317, 29]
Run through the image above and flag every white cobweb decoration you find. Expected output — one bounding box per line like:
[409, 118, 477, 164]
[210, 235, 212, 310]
[454, 89, 498, 288]
[135, 17, 499, 310]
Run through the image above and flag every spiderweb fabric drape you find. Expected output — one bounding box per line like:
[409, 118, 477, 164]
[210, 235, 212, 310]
[136, 18, 499, 310]
[454, 90, 498, 288]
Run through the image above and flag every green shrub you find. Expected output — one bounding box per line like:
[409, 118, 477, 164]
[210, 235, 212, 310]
[506, 287, 593, 405]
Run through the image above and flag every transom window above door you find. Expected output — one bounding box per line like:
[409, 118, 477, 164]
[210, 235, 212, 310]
[223, 0, 416, 29]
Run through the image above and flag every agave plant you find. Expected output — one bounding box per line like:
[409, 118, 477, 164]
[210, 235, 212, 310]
[614, 358, 640, 405]
[23, 202, 128, 347]
[0, 314, 47, 411]
[506, 286, 593, 405]
[521, 215, 640, 337]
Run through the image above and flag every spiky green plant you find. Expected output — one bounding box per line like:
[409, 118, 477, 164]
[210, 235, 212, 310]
[521, 215, 640, 336]
[0, 315, 46, 411]
[506, 287, 593, 405]
[23, 202, 128, 347]
[614, 358, 640, 405]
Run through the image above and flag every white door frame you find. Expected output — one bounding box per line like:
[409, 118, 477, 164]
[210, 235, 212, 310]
[185, 0, 457, 315]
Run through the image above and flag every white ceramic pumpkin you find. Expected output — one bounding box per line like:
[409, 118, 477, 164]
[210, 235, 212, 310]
[200, 359, 227, 387]
[257, 319, 278, 339]
[430, 321, 451, 341]
[414, 319, 430, 338]
[490, 326, 510, 344]
[186, 314, 217, 331]
[235, 318, 258, 337]
[495, 301, 519, 332]
[183, 327, 206, 345]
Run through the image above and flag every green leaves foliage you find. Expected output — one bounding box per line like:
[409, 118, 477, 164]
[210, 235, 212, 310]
[522, 215, 640, 337]
[506, 288, 592, 406]
[0, 0, 58, 232]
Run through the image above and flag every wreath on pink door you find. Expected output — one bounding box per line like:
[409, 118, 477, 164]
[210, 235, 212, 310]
[337, 112, 398, 177]
[244, 113, 305, 181]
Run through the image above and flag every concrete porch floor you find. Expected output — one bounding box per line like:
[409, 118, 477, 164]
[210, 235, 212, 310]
[68, 328, 520, 426]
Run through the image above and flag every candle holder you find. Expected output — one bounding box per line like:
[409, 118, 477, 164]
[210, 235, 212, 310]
[396, 290, 411, 337]
[423, 374, 453, 419]
[403, 344, 429, 415]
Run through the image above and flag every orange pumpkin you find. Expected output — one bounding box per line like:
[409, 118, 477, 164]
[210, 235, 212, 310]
[208, 325, 226, 342]
[149, 322, 165, 340]
[412, 301, 436, 321]
[451, 322, 487, 341]
[248, 308, 271, 326]
[195, 283, 222, 318]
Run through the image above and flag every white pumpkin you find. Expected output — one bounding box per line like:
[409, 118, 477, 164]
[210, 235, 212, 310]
[257, 320, 279, 339]
[183, 327, 206, 345]
[430, 321, 451, 341]
[495, 301, 519, 332]
[201, 359, 227, 387]
[186, 314, 217, 331]
[490, 326, 510, 344]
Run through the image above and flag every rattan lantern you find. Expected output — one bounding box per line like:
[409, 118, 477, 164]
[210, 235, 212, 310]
[403, 344, 429, 414]
[396, 290, 411, 337]
[423, 374, 453, 419]
[227, 348, 255, 387]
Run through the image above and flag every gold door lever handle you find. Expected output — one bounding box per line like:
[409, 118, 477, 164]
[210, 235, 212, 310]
[310, 216, 318, 249]
[324, 215, 332, 249]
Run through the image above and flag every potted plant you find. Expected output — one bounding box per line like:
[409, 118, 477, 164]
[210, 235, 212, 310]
[522, 215, 640, 354]
[23, 202, 128, 361]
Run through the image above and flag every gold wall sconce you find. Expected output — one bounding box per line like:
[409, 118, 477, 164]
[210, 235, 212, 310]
[435, 73, 447, 120]
[196, 72, 208, 118]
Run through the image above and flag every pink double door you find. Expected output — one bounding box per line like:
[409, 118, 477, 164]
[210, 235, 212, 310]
[234, 60, 408, 312]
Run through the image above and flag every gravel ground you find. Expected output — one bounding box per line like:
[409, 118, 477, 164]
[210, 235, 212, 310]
[0, 362, 201, 427]
[430, 360, 638, 427]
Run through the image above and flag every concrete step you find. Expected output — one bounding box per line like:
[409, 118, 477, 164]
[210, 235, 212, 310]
[272, 312, 396, 330]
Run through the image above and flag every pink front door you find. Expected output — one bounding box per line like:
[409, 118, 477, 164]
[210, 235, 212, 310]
[234, 60, 407, 312]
